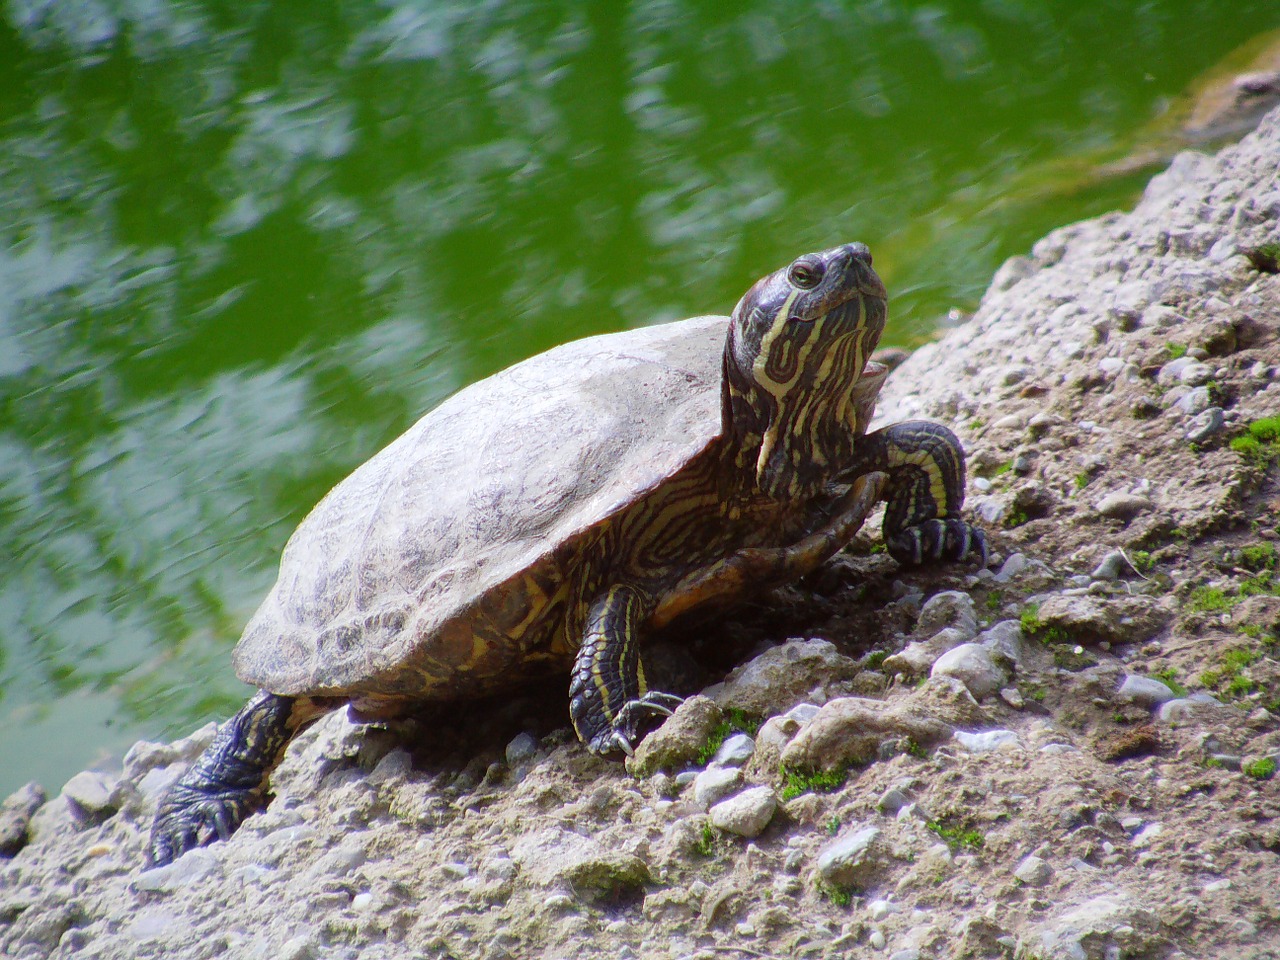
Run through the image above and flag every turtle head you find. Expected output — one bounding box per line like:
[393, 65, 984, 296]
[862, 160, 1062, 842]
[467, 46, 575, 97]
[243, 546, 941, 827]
[723, 242, 887, 500]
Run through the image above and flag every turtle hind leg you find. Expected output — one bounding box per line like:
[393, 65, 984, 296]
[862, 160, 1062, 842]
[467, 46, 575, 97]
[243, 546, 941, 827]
[848, 420, 989, 568]
[569, 584, 681, 757]
[148, 691, 321, 866]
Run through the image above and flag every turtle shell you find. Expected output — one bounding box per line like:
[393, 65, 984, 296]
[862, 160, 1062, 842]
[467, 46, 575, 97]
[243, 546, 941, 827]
[233, 315, 732, 699]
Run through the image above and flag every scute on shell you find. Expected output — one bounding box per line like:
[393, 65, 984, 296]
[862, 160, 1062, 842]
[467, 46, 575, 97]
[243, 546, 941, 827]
[234, 316, 731, 697]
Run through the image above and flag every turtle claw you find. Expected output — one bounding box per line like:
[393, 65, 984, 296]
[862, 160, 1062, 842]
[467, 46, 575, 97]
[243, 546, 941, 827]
[888, 518, 988, 569]
[585, 692, 685, 757]
[148, 784, 256, 867]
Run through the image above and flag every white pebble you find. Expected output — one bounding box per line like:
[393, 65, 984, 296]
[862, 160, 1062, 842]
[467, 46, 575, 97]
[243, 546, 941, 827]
[954, 729, 1020, 753]
[1131, 823, 1163, 847]
[868, 898, 900, 921]
[708, 786, 777, 838]
[693, 766, 742, 810]
[711, 732, 756, 767]
[1013, 855, 1053, 886]
[1117, 674, 1176, 707]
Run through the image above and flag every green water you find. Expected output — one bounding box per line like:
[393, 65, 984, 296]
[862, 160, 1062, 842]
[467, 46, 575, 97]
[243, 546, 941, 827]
[2, 1, 1276, 797]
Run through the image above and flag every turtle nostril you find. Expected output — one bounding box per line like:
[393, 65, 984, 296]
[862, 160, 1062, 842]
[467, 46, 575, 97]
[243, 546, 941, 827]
[847, 243, 872, 267]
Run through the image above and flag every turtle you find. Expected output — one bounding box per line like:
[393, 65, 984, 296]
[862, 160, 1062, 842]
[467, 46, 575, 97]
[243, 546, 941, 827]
[148, 242, 986, 866]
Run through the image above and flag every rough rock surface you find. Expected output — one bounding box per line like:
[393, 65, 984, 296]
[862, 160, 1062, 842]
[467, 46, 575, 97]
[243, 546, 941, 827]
[4, 107, 1280, 960]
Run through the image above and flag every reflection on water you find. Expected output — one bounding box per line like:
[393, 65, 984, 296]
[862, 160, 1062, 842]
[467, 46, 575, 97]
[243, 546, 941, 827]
[2, 1, 1276, 795]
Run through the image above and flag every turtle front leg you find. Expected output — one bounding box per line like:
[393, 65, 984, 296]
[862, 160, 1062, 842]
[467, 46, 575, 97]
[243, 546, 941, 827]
[149, 691, 316, 866]
[569, 584, 681, 756]
[845, 420, 988, 568]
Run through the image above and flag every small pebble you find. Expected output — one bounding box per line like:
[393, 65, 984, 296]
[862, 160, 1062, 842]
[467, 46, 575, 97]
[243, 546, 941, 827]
[1185, 407, 1224, 443]
[0, 782, 47, 855]
[954, 729, 1020, 753]
[877, 788, 913, 815]
[1040, 743, 1077, 755]
[1098, 357, 1125, 377]
[933, 643, 1007, 700]
[1180, 360, 1214, 385]
[1090, 551, 1128, 581]
[505, 732, 541, 767]
[62, 771, 118, 820]
[868, 899, 900, 921]
[1131, 823, 1163, 847]
[711, 733, 756, 768]
[708, 787, 777, 838]
[1013, 855, 1053, 886]
[1157, 699, 1199, 723]
[311, 839, 369, 878]
[1174, 386, 1211, 415]
[1094, 492, 1152, 520]
[975, 498, 1009, 526]
[817, 826, 884, 886]
[1028, 412, 1060, 435]
[994, 552, 1032, 582]
[1157, 356, 1194, 384]
[693, 766, 742, 810]
[869, 929, 886, 949]
[1117, 675, 1176, 707]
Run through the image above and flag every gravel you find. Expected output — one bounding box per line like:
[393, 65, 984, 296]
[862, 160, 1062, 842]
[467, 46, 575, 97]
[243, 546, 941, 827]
[7, 89, 1280, 960]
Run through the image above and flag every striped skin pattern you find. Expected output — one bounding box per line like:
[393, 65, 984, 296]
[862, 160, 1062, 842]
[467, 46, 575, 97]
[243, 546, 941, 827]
[148, 692, 326, 865]
[148, 243, 986, 864]
[839, 420, 988, 568]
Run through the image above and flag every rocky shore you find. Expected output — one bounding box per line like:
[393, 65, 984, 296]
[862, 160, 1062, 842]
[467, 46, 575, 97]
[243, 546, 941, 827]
[3, 105, 1279, 960]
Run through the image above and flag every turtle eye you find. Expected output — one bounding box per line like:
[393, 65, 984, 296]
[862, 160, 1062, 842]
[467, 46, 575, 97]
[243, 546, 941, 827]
[788, 259, 824, 289]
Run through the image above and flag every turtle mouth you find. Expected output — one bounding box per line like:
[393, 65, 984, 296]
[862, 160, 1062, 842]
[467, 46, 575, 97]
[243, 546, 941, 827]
[856, 268, 887, 302]
[857, 358, 889, 386]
